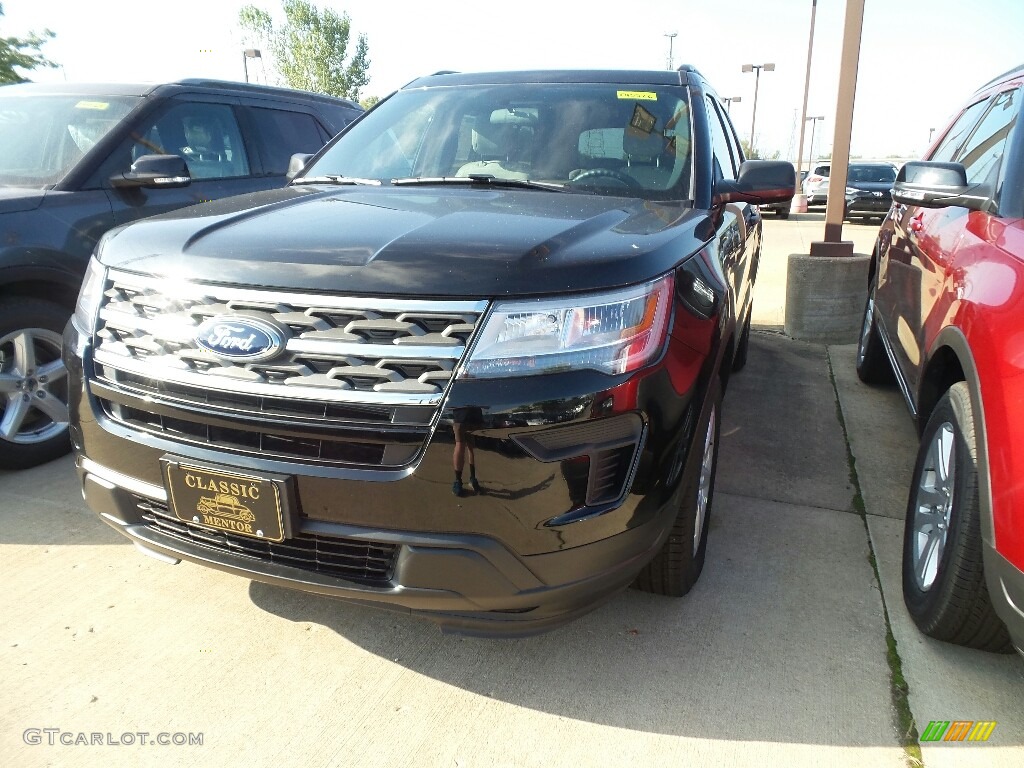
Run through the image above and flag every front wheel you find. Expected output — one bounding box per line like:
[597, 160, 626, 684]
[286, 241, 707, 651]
[0, 298, 73, 469]
[901, 383, 1011, 652]
[634, 383, 721, 596]
[855, 270, 893, 384]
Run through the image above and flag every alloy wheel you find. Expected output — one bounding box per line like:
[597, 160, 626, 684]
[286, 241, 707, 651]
[910, 422, 956, 591]
[0, 328, 70, 444]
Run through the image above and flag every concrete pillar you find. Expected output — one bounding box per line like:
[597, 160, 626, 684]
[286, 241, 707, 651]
[785, 252, 869, 343]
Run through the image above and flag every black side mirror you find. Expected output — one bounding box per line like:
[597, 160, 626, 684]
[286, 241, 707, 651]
[287, 153, 314, 180]
[111, 154, 191, 189]
[714, 160, 796, 206]
[892, 160, 992, 212]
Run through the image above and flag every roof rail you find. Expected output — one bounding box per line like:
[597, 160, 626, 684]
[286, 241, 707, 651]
[975, 63, 1024, 93]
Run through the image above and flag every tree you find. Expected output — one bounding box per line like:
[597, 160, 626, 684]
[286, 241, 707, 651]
[0, 3, 56, 84]
[739, 138, 780, 161]
[359, 94, 379, 110]
[239, 1, 370, 101]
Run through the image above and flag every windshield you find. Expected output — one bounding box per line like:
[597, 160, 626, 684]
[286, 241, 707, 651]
[307, 83, 692, 200]
[0, 94, 140, 188]
[849, 164, 897, 183]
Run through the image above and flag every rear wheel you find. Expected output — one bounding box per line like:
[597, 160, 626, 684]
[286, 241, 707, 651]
[0, 299, 72, 469]
[855, 269, 893, 384]
[901, 383, 1012, 652]
[635, 383, 721, 596]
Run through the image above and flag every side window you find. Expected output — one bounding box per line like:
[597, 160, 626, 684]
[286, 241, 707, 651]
[953, 88, 1019, 188]
[248, 107, 326, 175]
[929, 98, 990, 163]
[131, 102, 250, 180]
[711, 97, 744, 169]
[705, 96, 736, 181]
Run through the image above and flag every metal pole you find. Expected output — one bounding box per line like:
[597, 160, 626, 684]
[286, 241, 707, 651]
[664, 33, 677, 71]
[750, 66, 761, 147]
[808, 119, 817, 168]
[243, 52, 249, 83]
[791, 0, 818, 209]
[815, 0, 866, 254]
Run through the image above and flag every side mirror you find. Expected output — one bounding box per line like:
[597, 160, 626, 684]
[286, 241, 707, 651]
[111, 154, 191, 189]
[287, 153, 314, 180]
[714, 160, 796, 206]
[891, 160, 992, 212]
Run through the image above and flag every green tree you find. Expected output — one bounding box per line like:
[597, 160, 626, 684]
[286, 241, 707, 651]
[239, 0, 370, 101]
[0, 3, 56, 84]
[739, 138, 780, 161]
[359, 94, 379, 110]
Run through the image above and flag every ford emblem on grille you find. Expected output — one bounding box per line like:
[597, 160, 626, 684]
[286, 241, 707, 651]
[195, 316, 286, 362]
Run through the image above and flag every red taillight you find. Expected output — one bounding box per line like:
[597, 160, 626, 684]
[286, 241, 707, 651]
[808, 175, 824, 183]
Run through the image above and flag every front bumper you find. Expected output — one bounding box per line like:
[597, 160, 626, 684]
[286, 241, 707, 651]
[66, 317, 717, 635]
[845, 195, 892, 215]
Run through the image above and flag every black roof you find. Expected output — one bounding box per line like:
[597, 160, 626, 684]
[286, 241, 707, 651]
[0, 78, 359, 108]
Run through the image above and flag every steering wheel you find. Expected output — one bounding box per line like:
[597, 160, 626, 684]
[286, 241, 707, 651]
[568, 168, 642, 190]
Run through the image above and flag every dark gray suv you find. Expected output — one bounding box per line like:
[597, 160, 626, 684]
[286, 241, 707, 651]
[0, 79, 362, 468]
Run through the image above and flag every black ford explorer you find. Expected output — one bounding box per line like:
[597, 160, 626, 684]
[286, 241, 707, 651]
[65, 68, 794, 635]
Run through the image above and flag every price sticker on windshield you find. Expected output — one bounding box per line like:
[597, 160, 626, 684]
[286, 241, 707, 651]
[74, 101, 110, 110]
[617, 91, 657, 101]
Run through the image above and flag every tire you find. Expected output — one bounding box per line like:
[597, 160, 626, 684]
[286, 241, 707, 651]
[732, 304, 752, 372]
[855, 269, 893, 384]
[775, 208, 790, 219]
[634, 382, 721, 596]
[901, 383, 1012, 652]
[0, 298, 73, 469]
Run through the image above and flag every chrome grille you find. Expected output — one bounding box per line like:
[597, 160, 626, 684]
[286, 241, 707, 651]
[89, 271, 487, 467]
[93, 271, 486, 405]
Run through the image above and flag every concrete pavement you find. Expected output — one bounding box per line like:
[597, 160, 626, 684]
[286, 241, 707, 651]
[1, 213, 1022, 767]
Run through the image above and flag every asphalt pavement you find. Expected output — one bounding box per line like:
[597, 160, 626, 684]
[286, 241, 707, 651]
[1, 212, 1021, 768]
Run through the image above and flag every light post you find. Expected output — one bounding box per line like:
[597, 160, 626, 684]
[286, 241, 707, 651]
[243, 49, 262, 84]
[741, 62, 775, 149]
[928, 127, 936, 145]
[664, 32, 677, 70]
[723, 96, 742, 113]
[806, 115, 825, 169]
[791, 0, 818, 214]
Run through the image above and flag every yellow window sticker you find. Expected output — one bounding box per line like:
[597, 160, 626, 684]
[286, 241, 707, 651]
[617, 90, 657, 101]
[74, 101, 110, 110]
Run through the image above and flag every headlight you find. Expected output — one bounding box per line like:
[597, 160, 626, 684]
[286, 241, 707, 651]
[72, 257, 107, 334]
[845, 187, 859, 195]
[462, 274, 674, 378]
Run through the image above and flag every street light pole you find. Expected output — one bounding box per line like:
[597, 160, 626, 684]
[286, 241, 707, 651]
[664, 32, 677, 70]
[243, 48, 262, 84]
[806, 115, 825, 169]
[791, 0, 818, 213]
[724, 96, 742, 113]
[742, 62, 775, 151]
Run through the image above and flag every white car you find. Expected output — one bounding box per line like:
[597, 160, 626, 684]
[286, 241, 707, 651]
[802, 163, 830, 205]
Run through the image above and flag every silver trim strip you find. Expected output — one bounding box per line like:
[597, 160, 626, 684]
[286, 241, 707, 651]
[106, 269, 489, 314]
[286, 338, 465, 360]
[81, 457, 167, 502]
[92, 349, 444, 406]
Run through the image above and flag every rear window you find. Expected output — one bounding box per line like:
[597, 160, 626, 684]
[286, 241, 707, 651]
[248, 107, 327, 175]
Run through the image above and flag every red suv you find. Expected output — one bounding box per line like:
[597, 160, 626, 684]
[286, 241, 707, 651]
[856, 65, 1024, 654]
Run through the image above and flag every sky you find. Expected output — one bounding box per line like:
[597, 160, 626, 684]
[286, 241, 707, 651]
[3, 0, 1022, 162]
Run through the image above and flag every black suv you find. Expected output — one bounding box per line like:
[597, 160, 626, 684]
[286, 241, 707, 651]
[0, 79, 362, 468]
[66, 68, 793, 635]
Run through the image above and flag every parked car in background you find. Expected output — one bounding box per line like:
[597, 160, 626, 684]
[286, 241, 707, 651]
[0, 79, 362, 468]
[842, 161, 898, 221]
[66, 66, 795, 635]
[856, 64, 1024, 654]
[802, 162, 830, 205]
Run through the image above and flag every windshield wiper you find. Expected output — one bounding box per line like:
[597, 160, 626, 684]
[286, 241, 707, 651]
[391, 175, 567, 192]
[291, 175, 381, 186]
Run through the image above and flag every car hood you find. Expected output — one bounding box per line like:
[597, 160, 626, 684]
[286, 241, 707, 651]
[0, 186, 46, 214]
[97, 185, 712, 297]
